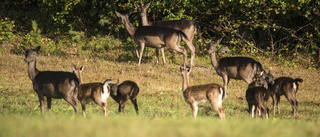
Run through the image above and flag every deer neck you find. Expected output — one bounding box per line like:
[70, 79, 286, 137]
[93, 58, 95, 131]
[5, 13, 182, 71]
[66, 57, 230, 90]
[182, 72, 189, 92]
[27, 60, 39, 82]
[210, 52, 219, 70]
[122, 17, 137, 37]
[141, 14, 150, 26]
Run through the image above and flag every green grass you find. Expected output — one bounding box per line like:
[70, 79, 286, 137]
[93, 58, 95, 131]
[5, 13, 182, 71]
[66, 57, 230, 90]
[0, 50, 320, 137]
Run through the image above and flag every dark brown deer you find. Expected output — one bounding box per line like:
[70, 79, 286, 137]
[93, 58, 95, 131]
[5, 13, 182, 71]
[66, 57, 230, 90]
[205, 38, 274, 97]
[73, 66, 112, 116]
[268, 77, 303, 116]
[109, 80, 140, 114]
[20, 46, 79, 114]
[115, 11, 189, 68]
[246, 74, 271, 119]
[134, 2, 200, 66]
[180, 66, 225, 119]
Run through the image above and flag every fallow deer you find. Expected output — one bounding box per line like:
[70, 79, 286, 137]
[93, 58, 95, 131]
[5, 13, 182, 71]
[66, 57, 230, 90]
[115, 11, 189, 68]
[73, 66, 112, 116]
[268, 77, 303, 116]
[180, 66, 225, 119]
[21, 46, 79, 114]
[205, 38, 274, 97]
[134, 2, 200, 66]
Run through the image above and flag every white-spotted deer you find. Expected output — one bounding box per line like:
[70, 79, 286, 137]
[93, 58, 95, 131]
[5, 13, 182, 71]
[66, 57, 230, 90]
[180, 66, 225, 119]
[21, 46, 79, 114]
[134, 2, 200, 66]
[73, 66, 112, 116]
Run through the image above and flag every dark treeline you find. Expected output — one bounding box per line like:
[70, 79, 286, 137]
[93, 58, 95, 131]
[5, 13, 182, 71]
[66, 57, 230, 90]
[1, 0, 319, 67]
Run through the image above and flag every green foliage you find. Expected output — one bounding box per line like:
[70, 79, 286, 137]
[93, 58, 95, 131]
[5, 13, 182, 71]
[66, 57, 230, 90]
[0, 0, 319, 68]
[0, 17, 15, 44]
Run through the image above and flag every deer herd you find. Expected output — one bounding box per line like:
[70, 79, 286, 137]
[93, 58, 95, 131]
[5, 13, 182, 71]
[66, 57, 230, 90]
[20, 2, 303, 120]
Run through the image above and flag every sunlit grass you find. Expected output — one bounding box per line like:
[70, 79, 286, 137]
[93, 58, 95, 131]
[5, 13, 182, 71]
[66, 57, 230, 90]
[0, 50, 320, 137]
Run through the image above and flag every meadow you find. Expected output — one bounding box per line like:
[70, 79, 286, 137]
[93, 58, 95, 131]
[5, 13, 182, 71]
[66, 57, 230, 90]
[0, 48, 320, 137]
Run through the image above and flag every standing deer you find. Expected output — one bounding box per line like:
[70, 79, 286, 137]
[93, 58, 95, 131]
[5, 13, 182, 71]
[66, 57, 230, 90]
[268, 77, 303, 116]
[73, 66, 112, 116]
[205, 38, 274, 97]
[109, 80, 140, 114]
[134, 2, 199, 66]
[246, 74, 271, 119]
[115, 11, 189, 68]
[21, 46, 79, 114]
[180, 66, 225, 119]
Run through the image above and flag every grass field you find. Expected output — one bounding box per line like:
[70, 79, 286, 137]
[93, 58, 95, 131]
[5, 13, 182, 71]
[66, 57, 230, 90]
[0, 50, 320, 137]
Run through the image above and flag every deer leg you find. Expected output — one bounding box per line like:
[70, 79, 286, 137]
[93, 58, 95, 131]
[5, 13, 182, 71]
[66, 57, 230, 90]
[222, 75, 229, 97]
[102, 102, 108, 116]
[168, 43, 188, 68]
[130, 98, 139, 114]
[80, 100, 86, 116]
[138, 43, 145, 66]
[47, 97, 52, 114]
[37, 94, 45, 114]
[119, 99, 128, 113]
[276, 95, 281, 114]
[160, 48, 166, 65]
[64, 97, 78, 113]
[184, 40, 195, 67]
[135, 46, 141, 59]
[271, 95, 276, 115]
[286, 94, 298, 115]
[211, 100, 225, 119]
[251, 105, 255, 118]
[191, 102, 198, 119]
[155, 48, 159, 64]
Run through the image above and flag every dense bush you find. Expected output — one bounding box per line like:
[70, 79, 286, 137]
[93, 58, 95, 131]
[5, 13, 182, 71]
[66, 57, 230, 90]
[0, 0, 319, 68]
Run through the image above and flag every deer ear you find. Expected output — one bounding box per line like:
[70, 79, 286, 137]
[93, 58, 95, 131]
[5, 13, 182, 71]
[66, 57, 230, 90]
[116, 79, 120, 85]
[204, 40, 210, 45]
[216, 38, 222, 44]
[35, 46, 41, 52]
[145, 2, 151, 8]
[259, 71, 264, 76]
[20, 46, 27, 52]
[115, 11, 121, 17]
[73, 65, 77, 71]
[80, 66, 84, 72]
[187, 66, 192, 73]
[133, 2, 139, 8]
[268, 70, 271, 74]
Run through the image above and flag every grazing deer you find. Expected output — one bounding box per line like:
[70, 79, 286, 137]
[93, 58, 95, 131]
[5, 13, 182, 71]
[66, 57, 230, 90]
[205, 38, 274, 97]
[20, 46, 79, 114]
[134, 2, 199, 66]
[109, 80, 140, 114]
[115, 11, 189, 68]
[246, 74, 271, 119]
[180, 66, 225, 119]
[268, 77, 303, 116]
[73, 66, 112, 116]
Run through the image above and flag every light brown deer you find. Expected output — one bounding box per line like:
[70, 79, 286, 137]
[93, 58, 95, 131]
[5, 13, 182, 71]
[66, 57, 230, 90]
[134, 2, 200, 66]
[73, 65, 112, 116]
[180, 66, 225, 119]
[21, 46, 79, 114]
[115, 11, 189, 68]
